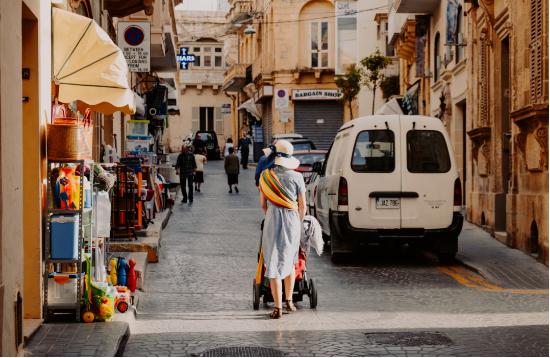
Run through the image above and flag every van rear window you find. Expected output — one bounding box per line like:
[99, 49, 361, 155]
[351, 130, 395, 173]
[407, 130, 451, 173]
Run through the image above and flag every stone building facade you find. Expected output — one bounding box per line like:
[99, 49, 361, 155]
[465, 0, 549, 265]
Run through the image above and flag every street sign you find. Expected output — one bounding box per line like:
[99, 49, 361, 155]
[278, 109, 292, 117]
[275, 89, 289, 109]
[176, 47, 195, 70]
[221, 108, 231, 114]
[118, 22, 151, 72]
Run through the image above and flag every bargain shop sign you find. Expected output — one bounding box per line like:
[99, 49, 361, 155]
[292, 89, 343, 100]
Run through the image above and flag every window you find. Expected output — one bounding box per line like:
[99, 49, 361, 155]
[204, 56, 211, 67]
[215, 48, 222, 53]
[193, 55, 201, 67]
[293, 143, 313, 151]
[386, 35, 395, 57]
[351, 130, 395, 173]
[455, 5, 463, 63]
[385, 22, 388, 31]
[530, 0, 543, 103]
[336, 17, 357, 73]
[434, 32, 440, 81]
[406, 130, 451, 173]
[311, 21, 329, 68]
[215, 56, 222, 67]
[294, 153, 327, 166]
[204, 47, 211, 52]
[193, 47, 200, 52]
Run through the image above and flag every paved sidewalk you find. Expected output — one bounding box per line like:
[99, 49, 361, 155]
[24, 321, 129, 357]
[457, 222, 549, 290]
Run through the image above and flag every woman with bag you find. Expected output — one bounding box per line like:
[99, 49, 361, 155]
[258, 140, 306, 319]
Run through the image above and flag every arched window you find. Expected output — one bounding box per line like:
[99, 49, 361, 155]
[530, 220, 539, 255]
[434, 32, 440, 81]
[455, 5, 463, 64]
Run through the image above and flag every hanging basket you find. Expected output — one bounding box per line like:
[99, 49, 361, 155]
[47, 120, 79, 161]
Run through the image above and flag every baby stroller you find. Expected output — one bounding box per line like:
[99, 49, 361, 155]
[253, 221, 318, 309]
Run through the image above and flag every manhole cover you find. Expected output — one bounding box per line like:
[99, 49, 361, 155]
[196, 347, 286, 357]
[365, 332, 454, 346]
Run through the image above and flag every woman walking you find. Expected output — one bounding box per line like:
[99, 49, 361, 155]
[194, 148, 207, 192]
[259, 140, 306, 319]
[224, 147, 240, 193]
[223, 138, 234, 159]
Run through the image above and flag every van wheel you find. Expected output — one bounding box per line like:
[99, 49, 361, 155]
[330, 222, 347, 264]
[438, 252, 456, 264]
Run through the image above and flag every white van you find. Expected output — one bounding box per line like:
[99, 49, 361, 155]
[312, 115, 463, 263]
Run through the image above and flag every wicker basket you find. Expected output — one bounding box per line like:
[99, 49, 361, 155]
[47, 121, 79, 161]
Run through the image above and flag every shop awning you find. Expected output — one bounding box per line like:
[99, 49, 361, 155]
[375, 97, 404, 115]
[52, 8, 135, 115]
[238, 98, 262, 121]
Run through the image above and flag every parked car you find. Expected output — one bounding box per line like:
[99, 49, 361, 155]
[287, 139, 316, 151]
[183, 131, 221, 160]
[305, 162, 322, 218]
[311, 115, 463, 264]
[293, 150, 327, 181]
[273, 134, 304, 140]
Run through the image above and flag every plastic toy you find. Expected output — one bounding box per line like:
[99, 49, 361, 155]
[82, 256, 115, 322]
[117, 257, 128, 287]
[114, 286, 131, 313]
[110, 258, 118, 286]
[127, 259, 137, 293]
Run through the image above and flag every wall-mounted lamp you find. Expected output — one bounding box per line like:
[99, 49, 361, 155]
[244, 25, 256, 35]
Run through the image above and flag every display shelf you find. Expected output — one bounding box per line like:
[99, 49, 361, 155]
[43, 159, 95, 322]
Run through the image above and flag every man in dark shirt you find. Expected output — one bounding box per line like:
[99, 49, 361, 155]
[236, 132, 252, 169]
[176, 145, 197, 203]
[192, 133, 207, 157]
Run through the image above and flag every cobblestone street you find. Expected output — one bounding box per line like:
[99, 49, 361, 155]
[123, 160, 549, 357]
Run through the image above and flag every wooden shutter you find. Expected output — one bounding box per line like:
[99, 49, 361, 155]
[214, 107, 223, 134]
[191, 107, 200, 131]
[530, 0, 543, 103]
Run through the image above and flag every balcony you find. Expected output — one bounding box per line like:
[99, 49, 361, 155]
[226, 0, 254, 33]
[179, 69, 224, 86]
[104, 0, 154, 17]
[395, 0, 439, 13]
[252, 52, 274, 83]
[222, 63, 251, 92]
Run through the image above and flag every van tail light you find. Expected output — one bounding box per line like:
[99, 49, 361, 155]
[454, 178, 462, 206]
[338, 177, 348, 206]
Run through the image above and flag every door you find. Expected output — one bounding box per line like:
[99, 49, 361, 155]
[316, 142, 334, 230]
[294, 101, 344, 150]
[347, 116, 401, 229]
[199, 107, 214, 131]
[400, 116, 456, 229]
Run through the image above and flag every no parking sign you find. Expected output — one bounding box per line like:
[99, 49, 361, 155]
[275, 89, 289, 109]
[118, 22, 151, 72]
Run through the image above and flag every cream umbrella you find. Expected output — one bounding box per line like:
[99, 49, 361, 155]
[52, 8, 135, 115]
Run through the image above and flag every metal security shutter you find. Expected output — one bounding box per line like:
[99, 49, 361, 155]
[262, 102, 273, 146]
[294, 101, 344, 150]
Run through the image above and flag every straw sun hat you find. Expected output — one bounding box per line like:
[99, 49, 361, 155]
[262, 140, 300, 170]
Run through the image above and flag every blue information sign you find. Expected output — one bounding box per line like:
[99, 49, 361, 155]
[176, 48, 195, 70]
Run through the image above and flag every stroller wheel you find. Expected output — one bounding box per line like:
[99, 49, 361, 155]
[253, 282, 260, 310]
[309, 278, 317, 308]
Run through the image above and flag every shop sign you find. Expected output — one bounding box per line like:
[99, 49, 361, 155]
[278, 109, 292, 117]
[176, 47, 195, 70]
[118, 22, 151, 72]
[254, 85, 274, 103]
[317, 119, 324, 124]
[336, 1, 357, 17]
[221, 108, 231, 114]
[222, 104, 231, 108]
[275, 89, 289, 109]
[292, 89, 343, 100]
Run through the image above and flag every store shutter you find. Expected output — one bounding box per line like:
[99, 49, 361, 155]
[262, 102, 273, 146]
[530, 0, 544, 103]
[294, 101, 344, 150]
[214, 107, 223, 134]
[191, 107, 200, 131]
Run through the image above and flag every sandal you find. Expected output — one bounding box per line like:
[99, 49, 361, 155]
[270, 307, 282, 319]
[285, 300, 297, 312]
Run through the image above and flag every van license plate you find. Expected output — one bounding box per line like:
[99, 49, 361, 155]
[376, 198, 400, 209]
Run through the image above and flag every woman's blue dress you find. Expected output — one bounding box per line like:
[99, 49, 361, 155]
[263, 166, 306, 279]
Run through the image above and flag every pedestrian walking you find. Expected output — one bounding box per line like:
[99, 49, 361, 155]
[258, 140, 306, 319]
[255, 144, 276, 187]
[223, 138, 234, 159]
[192, 133, 207, 157]
[224, 147, 240, 193]
[194, 148, 207, 193]
[236, 132, 252, 169]
[176, 145, 196, 203]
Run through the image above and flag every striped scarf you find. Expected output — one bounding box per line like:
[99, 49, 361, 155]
[259, 169, 298, 210]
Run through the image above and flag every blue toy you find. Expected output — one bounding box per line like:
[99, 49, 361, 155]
[117, 257, 128, 287]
